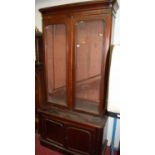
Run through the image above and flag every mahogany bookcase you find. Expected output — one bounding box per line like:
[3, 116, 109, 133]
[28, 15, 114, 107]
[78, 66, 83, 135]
[38, 1, 118, 155]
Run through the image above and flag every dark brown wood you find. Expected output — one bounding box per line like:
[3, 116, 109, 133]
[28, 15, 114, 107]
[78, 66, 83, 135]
[67, 16, 74, 110]
[35, 64, 44, 109]
[39, 0, 118, 15]
[43, 118, 65, 146]
[35, 32, 45, 131]
[65, 126, 94, 154]
[35, 31, 43, 64]
[39, 107, 107, 155]
[100, 14, 112, 115]
[38, 1, 118, 154]
[38, 106, 107, 127]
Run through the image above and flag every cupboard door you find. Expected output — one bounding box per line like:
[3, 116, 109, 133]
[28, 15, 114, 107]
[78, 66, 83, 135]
[66, 125, 95, 155]
[45, 23, 68, 107]
[43, 118, 65, 146]
[74, 16, 107, 115]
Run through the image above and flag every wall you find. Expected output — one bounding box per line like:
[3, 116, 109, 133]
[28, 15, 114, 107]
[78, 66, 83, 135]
[35, 0, 120, 149]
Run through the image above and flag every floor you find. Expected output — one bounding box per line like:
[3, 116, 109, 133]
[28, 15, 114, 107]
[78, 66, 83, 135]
[35, 134, 118, 155]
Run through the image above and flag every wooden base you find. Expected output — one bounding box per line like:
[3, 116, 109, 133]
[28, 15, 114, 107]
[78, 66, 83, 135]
[39, 107, 107, 155]
[40, 138, 108, 155]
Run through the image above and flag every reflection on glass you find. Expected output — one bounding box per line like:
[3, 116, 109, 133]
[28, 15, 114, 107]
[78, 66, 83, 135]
[45, 24, 67, 106]
[75, 20, 105, 114]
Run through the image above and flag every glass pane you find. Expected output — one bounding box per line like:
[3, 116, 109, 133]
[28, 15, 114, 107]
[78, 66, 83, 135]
[75, 20, 105, 114]
[45, 24, 67, 106]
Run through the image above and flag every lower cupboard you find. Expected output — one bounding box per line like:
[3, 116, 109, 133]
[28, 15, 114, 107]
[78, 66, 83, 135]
[39, 108, 107, 155]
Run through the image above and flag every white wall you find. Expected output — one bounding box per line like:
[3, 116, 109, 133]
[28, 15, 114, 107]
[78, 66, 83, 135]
[107, 6, 120, 148]
[107, 44, 120, 113]
[112, 5, 120, 45]
[35, 0, 120, 149]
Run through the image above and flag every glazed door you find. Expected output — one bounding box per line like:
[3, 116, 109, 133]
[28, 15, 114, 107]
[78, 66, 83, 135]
[73, 14, 110, 115]
[44, 18, 70, 107]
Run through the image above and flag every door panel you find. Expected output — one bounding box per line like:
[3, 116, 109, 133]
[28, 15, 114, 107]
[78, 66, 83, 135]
[66, 126, 95, 155]
[44, 119, 65, 146]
